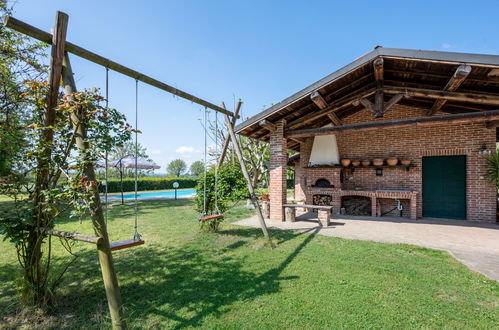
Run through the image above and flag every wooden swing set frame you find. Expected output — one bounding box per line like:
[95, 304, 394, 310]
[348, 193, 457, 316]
[4, 11, 270, 329]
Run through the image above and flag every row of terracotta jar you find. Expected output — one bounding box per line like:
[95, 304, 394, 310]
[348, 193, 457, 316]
[340, 158, 411, 167]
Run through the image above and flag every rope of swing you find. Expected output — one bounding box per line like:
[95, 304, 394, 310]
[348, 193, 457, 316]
[134, 79, 140, 240]
[214, 111, 218, 214]
[104, 67, 109, 224]
[203, 106, 207, 216]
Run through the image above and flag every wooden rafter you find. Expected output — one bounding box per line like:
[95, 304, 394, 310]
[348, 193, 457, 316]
[287, 88, 376, 130]
[427, 64, 472, 115]
[285, 109, 499, 138]
[259, 119, 277, 131]
[310, 91, 342, 125]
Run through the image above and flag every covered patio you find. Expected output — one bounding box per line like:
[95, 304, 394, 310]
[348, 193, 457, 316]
[236, 47, 499, 223]
[235, 212, 499, 281]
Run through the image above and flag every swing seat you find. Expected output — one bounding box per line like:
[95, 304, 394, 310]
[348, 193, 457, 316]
[198, 214, 224, 222]
[109, 239, 144, 251]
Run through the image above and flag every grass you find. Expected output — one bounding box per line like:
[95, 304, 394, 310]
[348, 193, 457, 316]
[0, 199, 498, 329]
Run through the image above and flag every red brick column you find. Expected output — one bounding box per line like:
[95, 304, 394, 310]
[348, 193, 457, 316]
[269, 119, 287, 221]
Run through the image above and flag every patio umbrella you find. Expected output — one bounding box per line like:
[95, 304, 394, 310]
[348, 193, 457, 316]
[97, 156, 161, 204]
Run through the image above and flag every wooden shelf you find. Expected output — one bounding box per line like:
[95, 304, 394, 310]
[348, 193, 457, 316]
[306, 164, 414, 171]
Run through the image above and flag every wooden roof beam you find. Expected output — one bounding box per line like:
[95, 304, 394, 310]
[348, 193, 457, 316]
[427, 64, 472, 115]
[310, 91, 328, 109]
[285, 109, 499, 138]
[289, 137, 306, 144]
[373, 57, 384, 117]
[259, 119, 277, 132]
[384, 86, 499, 105]
[287, 88, 376, 130]
[311, 91, 342, 125]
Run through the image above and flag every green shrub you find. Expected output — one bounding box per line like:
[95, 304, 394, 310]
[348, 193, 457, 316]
[195, 162, 248, 215]
[99, 177, 197, 193]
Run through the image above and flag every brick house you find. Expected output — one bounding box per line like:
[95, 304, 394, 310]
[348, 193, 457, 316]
[235, 47, 499, 223]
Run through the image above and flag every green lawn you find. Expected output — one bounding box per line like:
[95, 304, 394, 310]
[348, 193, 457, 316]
[0, 198, 498, 328]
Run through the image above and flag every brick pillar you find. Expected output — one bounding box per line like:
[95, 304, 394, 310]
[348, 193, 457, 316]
[269, 119, 287, 221]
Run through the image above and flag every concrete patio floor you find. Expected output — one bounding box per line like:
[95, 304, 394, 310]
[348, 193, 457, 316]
[235, 212, 499, 281]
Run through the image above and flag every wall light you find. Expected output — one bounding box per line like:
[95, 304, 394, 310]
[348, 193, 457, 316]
[479, 144, 491, 155]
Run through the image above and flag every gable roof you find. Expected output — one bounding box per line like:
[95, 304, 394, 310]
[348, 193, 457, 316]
[235, 47, 499, 150]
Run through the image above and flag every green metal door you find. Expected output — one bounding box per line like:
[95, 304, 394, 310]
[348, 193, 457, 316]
[423, 155, 466, 219]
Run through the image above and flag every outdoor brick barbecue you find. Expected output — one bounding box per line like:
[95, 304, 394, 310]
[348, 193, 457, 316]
[236, 48, 499, 223]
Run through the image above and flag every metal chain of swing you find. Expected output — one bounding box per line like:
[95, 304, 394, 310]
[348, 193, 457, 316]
[134, 79, 141, 240]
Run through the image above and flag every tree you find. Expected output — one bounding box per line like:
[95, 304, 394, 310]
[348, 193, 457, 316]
[0, 1, 47, 176]
[190, 160, 204, 176]
[0, 82, 133, 308]
[167, 159, 187, 177]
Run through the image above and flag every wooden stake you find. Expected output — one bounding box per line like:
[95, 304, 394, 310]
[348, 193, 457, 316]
[61, 53, 125, 330]
[222, 104, 271, 242]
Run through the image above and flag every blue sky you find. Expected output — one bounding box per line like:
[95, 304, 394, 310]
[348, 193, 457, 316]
[12, 0, 499, 172]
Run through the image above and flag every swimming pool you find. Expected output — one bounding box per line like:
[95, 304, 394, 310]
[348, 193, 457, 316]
[108, 189, 196, 200]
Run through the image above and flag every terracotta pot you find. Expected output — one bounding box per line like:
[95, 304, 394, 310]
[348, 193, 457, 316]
[401, 159, 411, 166]
[352, 160, 361, 167]
[361, 160, 371, 166]
[341, 159, 351, 167]
[387, 157, 398, 166]
[372, 158, 384, 166]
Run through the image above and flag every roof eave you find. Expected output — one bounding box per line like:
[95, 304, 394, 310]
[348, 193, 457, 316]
[235, 47, 499, 134]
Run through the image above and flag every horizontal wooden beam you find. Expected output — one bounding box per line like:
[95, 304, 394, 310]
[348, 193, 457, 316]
[3, 15, 237, 118]
[289, 137, 306, 144]
[285, 109, 499, 138]
[37, 228, 102, 244]
[485, 120, 499, 128]
[259, 119, 277, 131]
[384, 86, 499, 106]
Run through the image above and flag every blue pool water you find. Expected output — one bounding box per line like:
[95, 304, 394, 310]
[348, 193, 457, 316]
[109, 189, 196, 200]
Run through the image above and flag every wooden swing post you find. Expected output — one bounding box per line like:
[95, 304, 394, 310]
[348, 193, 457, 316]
[217, 100, 242, 168]
[222, 103, 271, 242]
[61, 39, 126, 330]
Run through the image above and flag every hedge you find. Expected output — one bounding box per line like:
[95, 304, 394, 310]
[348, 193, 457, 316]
[99, 178, 197, 193]
[98, 177, 294, 193]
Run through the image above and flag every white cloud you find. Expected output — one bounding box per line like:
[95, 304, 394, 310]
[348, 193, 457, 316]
[175, 146, 199, 154]
[150, 149, 162, 155]
[442, 43, 452, 50]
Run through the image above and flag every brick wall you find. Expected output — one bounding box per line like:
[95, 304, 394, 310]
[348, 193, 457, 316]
[294, 104, 496, 222]
[269, 120, 287, 221]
